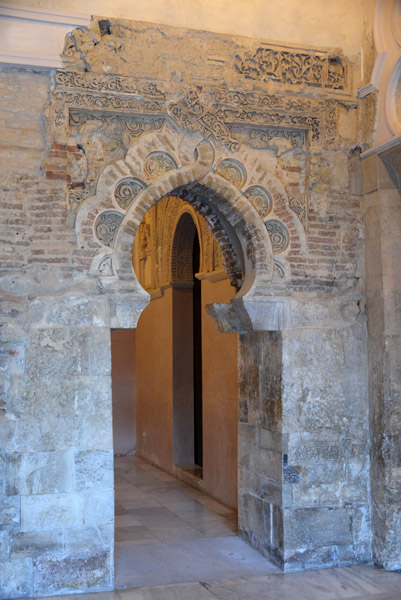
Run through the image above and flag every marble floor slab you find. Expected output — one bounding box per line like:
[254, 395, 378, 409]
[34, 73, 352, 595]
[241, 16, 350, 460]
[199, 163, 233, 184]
[115, 536, 279, 589]
[114, 456, 238, 549]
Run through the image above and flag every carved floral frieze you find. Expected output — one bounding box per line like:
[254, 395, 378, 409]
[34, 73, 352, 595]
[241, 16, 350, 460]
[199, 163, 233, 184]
[235, 46, 349, 91]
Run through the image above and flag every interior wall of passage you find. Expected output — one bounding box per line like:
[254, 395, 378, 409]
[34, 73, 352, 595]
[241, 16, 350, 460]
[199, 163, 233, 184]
[111, 329, 136, 456]
[133, 197, 238, 509]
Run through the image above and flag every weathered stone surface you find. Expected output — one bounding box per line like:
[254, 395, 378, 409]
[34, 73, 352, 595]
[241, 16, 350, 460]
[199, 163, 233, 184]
[21, 493, 85, 531]
[26, 328, 111, 378]
[238, 493, 269, 546]
[33, 550, 112, 596]
[7, 451, 74, 496]
[10, 530, 64, 559]
[74, 450, 114, 492]
[30, 296, 109, 328]
[64, 524, 114, 555]
[0, 454, 5, 495]
[285, 507, 353, 550]
[0, 558, 33, 599]
[84, 490, 114, 526]
[282, 325, 368, 436]
[5, 376, 112, 452]
[0, 528, 8, 559]
[0, 495, 20, 533]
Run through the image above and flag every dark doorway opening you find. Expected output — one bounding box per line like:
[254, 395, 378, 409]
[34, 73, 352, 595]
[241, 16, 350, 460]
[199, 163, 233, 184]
[192, 230, 203, 468]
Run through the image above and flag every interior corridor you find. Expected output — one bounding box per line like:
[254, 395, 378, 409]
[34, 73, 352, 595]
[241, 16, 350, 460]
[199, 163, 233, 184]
[114, 455, 278, 589]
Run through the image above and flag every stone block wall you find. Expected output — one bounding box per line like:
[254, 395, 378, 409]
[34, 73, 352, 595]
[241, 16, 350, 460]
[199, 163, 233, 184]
[282, 313, 370, 569]
[361, 151, 401, 570]
[238, 304, 371, 571]
[1, 295, 115, 597]
[0, 69, 114, 597]
[238, 331, 284, 566]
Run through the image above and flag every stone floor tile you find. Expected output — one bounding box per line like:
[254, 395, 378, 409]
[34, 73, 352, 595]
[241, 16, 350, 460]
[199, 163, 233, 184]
[152, 527, 206, 542]
[33, 593, 119, 600]
[115, 537, 279, 589]
[115, 514, 143, 527]
[203, 568, 401, 600]
[189, 519, 237, 537]
[120, 499, 162, 510]
[117, 582, 215, 600]
[115, 526, 158, 543]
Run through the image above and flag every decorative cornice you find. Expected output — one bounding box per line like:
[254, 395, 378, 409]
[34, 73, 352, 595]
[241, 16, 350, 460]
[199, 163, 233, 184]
[0, 2, 90, 69]
[235, 44, 350, 93]
[361, 0, 401, 153]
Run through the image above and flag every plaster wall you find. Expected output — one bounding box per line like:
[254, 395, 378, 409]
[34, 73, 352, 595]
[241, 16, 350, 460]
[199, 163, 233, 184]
[111, 329, 136, 456]
[135, 288, 174, 473]
[134, 278, 238, 510]
[202, 277, 238, 510]
[6, 0, 366, 57]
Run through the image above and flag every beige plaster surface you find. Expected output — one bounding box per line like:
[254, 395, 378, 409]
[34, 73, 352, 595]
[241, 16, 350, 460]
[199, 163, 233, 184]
[7, 0, 365, 56]
[134, 277, 238, 510]
[111, 329, 137, 456]
[135, 288, 174, 473]
[201, 278, 238, 510]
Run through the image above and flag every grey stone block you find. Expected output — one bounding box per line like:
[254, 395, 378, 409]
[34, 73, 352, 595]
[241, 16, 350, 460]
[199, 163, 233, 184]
[285, 506, 353, 551]
[259, 428, 282, 452]
[32, 296, 109, 328]
[0, 528, 8, 559]
[21, 493, 84, 531]
[238, 493, 268, 543]
[74, 450, 114, 492]
[10, 529, 63, 558]
[33, 550, 112, 596]
[64, 524, 113, 555]
[0, 557, 33, 599]
[84, 490, 114, 526]
[0, 454, 5, 495]
[256, 448, 282, 482]
[5, 376, 112, 452]
[26, 327, 110, 378]
[0, 495, 20, 533]
[6, 450, 74, 495]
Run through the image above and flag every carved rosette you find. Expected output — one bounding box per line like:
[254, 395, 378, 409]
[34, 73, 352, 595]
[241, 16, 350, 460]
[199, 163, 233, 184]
[94, 211, 124, 247]
[265, 219, 290, 253]
[115, 177, 146, 210]
[244, 185, 272, 217]
[143, 152, 177, 182]
[215, 159, 247, 189]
